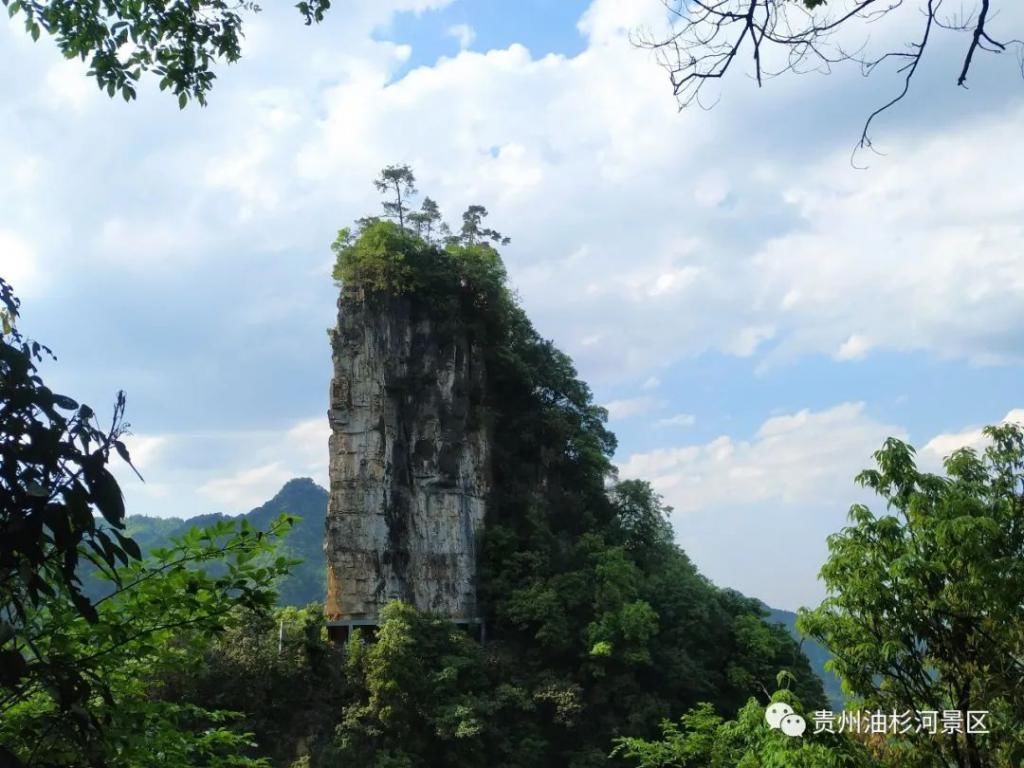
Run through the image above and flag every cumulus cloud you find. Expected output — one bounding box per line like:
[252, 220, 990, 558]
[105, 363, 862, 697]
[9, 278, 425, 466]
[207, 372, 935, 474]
[112, 417, 329, 518]
[835, 333, 872, 361]
[0, 230, 39, 297]
[603, 396, 662, 420]
[618, 404, 1024, 607]
[6, 0, 1021, 388]
[693, 170, 730, 208]
[44, 58, 96, 112]
[619, 402, 903, 514]
[199, 462, 296, 510]
[229, 0, 1024, 379]
[655, 413, 695, 428]
[617, 401, 906, 607]
[447, 24, 475, 49]
[749, 116, 1024, 367]
[121, 433, 169, 472]
[921, 408, 1024, 462]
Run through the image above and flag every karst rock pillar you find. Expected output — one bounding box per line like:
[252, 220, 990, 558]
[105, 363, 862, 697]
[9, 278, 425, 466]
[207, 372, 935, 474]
[324, 285, 489, 640]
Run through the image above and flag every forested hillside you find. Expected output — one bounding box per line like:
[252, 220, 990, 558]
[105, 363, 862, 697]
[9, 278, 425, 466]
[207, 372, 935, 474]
[117, 476, 846, 710]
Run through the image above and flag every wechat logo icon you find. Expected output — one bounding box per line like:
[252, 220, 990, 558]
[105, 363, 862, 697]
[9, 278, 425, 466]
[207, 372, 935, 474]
[765, 702, 806, 737]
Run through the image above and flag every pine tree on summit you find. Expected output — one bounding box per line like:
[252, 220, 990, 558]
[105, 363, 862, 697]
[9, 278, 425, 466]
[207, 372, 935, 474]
[408, 197, 444, 243]
[456, 204, 511, 247]
[374, 165, 418, 231]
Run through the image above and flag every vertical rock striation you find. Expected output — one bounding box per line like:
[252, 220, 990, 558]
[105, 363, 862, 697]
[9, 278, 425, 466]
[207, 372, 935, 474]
[324, 286, 489, 628]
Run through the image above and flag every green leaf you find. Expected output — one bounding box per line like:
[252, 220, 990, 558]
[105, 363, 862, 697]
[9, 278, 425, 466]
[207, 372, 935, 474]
[112, 439, 131, 464]
[112, 528, 142, 561]
[52, 393, 78, 410]
[90, 467, 125, 525]
[70, 589, 99, 624]
[26, 480, 49, 498]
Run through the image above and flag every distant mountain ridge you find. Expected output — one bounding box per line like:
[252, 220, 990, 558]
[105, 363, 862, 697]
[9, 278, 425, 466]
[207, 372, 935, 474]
[123, 477, 329, 607]
[122, 478, 844, 707]
[763, 606, 845, 709]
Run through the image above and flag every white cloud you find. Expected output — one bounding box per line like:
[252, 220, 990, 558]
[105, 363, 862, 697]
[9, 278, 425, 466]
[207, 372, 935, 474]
[44, 58, 95, 111]
[96, 216, 208, 269]
[619, 402, 903, 514]
[285, 417, 331, 486]
[577, 0, 668, 44]
[6, 0, 1018, 386]
[200, 462, 295, 509]
[922, 408, 1024, 462]
[617, 401, 905, 607]
[447, 23, 475, 50]
[641, 376, 660, 390]
[121, 433, 169, 472]
[110, 417, 329, 518]
[750, 112, 1024, 367]
[726, 325, 776, 357]
[835, 333, 872, 361]
[197, 418, 330, 509]
[233, 8, 1024, 379]
[655, 412, 695, 428]
[647, 266, 701, 297]
[603, 396, 661, 420]
[0, 229, 39, 297]
[693, 170, 730, 208]
[619, 405, 1024, 607]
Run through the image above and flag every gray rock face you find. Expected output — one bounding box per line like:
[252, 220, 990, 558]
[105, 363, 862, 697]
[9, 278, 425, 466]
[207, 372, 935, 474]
[324, 287, 489, 624]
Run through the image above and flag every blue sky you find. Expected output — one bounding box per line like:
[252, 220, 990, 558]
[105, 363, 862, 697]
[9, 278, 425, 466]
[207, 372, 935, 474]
[2, 0, 1023, 610]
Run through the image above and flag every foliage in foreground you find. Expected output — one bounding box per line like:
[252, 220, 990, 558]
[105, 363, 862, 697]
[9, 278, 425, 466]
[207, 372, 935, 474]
[3, 0, 332, 106]
[172, 603, 346, 766]
[800, 423, 1024, 768]
[1, 276, 139, 633]
[612, 691, 878, 768]
[0, 514, 298, 767]
[1, 275, 299, 766]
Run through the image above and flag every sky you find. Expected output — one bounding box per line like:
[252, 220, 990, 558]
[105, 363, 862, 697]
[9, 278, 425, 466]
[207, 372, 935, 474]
[2, 0, 1023, 610]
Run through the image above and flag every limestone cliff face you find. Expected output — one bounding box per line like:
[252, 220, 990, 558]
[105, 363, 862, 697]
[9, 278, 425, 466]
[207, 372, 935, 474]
[324, 287, 489, 624]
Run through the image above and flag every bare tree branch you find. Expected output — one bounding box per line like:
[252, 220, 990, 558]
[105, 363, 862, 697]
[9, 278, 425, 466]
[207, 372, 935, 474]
[634, 0, 1023, 154]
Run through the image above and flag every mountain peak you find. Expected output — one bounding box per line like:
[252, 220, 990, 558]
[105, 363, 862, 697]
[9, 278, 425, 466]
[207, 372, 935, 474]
[271, 477, 328, 498]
